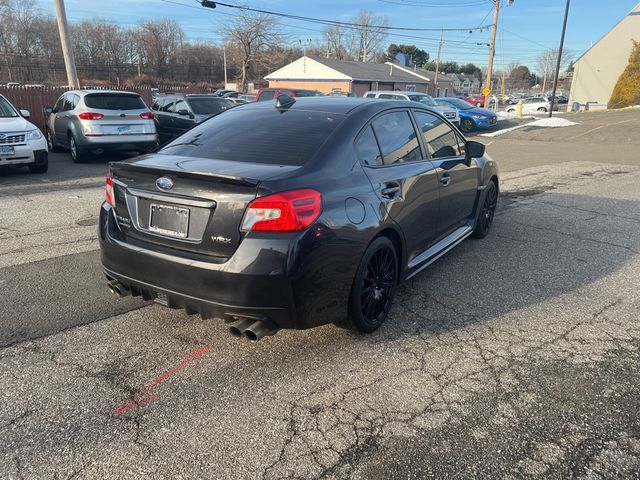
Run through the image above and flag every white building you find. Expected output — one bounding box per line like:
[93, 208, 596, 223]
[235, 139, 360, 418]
[569, 3, 640, 107]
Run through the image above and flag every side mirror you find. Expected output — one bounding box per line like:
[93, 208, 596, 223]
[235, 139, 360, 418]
[19, 109, 30, 119]
[44, 106, 54, 114]
[465, 141, 485, 164]
[177, 109, 190, 116]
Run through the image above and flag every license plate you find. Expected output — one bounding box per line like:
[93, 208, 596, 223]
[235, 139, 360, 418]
[149, 204, 189, 238]
[0, 146, 15, 156]
[117, 125, 132, 134]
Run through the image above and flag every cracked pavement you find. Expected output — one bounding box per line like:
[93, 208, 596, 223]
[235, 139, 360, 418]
[0, 110, 639, 479]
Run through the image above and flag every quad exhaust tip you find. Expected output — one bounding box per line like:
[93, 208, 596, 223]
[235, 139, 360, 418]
[226, 316, 279, 341]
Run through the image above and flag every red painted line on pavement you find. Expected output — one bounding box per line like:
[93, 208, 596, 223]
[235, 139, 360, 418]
[111, 344, 212, 417]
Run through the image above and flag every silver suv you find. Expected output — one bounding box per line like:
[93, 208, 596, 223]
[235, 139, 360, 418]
[45, 90, 158, 163]
[363, 91, 460, 125]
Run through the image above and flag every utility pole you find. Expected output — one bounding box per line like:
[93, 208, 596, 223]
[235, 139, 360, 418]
[362, 24, 368, 62]
[484, 0, 500, 108]
[223, 45, 228, 87]
[434, 29, 443, 96]
[549, 0, 570, 117]
[53, 0, 80, 89]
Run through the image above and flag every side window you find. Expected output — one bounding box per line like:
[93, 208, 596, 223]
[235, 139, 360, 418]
[62, 95, 74, 111]
[364, 93, 376, 98]
[371, 111, 422, 165]
[71, 94, 80, 109]
[354, 125, 382, 166]
[174, 99, 188, 113]
[151, 99, 162, 111]
[54, 96, 65, 112]
[163, 99, 175, 112]
[379, 94, 395, 99]
[259, 90, 275, 101]
[414, 111, 461, 159]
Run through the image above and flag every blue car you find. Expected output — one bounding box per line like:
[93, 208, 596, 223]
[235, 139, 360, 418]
[434, 97, 498, 133]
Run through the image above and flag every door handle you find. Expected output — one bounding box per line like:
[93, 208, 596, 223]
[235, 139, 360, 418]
[381, 182, 400, 198]
[440, 174, 451, 186]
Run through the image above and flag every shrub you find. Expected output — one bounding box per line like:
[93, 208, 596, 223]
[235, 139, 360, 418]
[608, 40, 640, 109]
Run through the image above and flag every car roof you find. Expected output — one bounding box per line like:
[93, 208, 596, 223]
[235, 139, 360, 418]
[65, 90, 141, 96]
[236, 96, 442, 116]
[366, 91, 429, 95]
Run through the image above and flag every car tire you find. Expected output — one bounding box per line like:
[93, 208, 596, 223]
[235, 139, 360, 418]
[344, 236, 399, 333]
[68, 133, 88, 163]
[507, 109, 516, 113]
[460, 118, 474, 133]
[472, 180, 497, 238]
[46, 129, 62, 153]
[28, 152, 48, 174]
[537, 107, 548, 112]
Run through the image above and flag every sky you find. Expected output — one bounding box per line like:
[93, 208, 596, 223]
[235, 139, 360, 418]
[34, 0, 639, 72]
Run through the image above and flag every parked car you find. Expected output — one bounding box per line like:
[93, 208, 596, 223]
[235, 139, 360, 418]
[463, 94, 487, 107]
[506, 93, 526, 104]
[0, 94, 48, 173]
[45, 90, 158, 163]
[212, 89, 234, 97]
[505, 96, 557, 114]
[222, 91, 240, 98]
[237, 94, 256, 103]
[434, 97, 498, 133]
[256, 88, 325, 102]
[100, 95, 499, 341]
[550, 94, 568, 104]
[363, 91, 460, 125]
[151, 93, 234, 144]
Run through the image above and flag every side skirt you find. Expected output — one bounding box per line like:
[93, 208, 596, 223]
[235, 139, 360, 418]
[405, 224, 474, 280]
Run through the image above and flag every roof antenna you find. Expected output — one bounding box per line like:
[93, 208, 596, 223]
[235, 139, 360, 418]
[275, 93, 296, 110]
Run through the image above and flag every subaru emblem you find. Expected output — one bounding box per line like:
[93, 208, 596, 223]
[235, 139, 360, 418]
[155, 177, 173, 190]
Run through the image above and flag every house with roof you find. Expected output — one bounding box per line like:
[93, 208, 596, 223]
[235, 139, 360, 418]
[452, 73, 481, 95]
[569, 2, 640, 107]
[264, 56, 432, 97]
[378, 62, 456, 97]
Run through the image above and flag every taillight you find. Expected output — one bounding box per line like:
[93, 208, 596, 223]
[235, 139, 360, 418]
[140, 112, 155, 119]
[78, 112, 104, 120]
[241, 189, 322, 232]
[106, 171, 115, 207]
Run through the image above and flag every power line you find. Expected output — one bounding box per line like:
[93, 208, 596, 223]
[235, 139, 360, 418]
[194, 0, 495, 33]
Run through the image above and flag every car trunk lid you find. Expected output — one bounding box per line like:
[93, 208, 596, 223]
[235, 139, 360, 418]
[109, 154, 299, 259]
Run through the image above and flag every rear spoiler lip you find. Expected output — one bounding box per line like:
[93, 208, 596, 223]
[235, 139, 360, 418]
[110, 162, 260, 187]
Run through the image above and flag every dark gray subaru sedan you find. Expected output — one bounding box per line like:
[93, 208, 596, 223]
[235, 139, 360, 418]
[99, 95, 498, 341]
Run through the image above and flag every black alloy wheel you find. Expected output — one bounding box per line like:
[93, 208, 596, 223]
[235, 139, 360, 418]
[347, 237, 398, 333]
[472, 181, 498, 238]
[537, 107, 548, 112]
[460, 118, 474, 133]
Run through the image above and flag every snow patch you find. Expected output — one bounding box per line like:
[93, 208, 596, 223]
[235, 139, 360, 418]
[479, 116, 578, 137]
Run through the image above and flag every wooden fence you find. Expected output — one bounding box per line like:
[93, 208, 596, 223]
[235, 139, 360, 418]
[0, 85, 211, 133]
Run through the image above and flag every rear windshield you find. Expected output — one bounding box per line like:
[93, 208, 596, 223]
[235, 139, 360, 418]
[294, 90, 325, 97]
[187, 97, 232, 115]
[84, 93, 146, 110]
[159, 107, 344, 166]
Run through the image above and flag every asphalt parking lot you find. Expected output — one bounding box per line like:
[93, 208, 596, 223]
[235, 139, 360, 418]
[1, 109, 639, 479]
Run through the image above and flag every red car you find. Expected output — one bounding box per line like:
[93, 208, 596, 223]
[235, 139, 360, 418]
[462, 95, 486, 107]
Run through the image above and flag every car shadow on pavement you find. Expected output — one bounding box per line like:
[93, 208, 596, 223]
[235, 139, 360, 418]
[371, 190, 638, 343]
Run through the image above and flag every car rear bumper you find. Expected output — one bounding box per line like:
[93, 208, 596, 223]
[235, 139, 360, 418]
[78, 136, 158, 152]
[99, 203, 350, 330]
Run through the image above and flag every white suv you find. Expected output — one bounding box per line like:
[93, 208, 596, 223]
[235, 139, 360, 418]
[0, 94, 48, 173]
[364, 91, 460, 125]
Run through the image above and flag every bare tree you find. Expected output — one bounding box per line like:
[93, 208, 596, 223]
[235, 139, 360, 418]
[136, 20, 184, 79]
[536, 48, 574, 93]
[353, 10, 389, 62]
[323, 23, 355, 60]
[223, 11, 282, 91]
